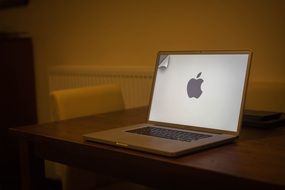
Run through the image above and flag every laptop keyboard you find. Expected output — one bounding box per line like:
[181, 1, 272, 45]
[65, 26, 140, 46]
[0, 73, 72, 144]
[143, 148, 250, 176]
[127, 126, 212, 142]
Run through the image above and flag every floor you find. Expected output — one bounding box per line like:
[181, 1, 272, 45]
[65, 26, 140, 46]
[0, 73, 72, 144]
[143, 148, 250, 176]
[0, 179, 62, 190]
[0, 179, 158, 190]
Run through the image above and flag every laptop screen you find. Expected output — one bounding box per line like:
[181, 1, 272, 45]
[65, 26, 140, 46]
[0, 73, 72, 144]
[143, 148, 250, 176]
[148, 52, 250, 132]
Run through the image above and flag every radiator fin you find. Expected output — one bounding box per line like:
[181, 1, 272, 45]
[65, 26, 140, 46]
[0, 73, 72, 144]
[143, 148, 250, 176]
[49, 66, 154, 109]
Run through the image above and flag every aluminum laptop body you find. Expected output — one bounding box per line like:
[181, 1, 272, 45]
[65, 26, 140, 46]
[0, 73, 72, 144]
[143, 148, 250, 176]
[84, 50, 252, 157]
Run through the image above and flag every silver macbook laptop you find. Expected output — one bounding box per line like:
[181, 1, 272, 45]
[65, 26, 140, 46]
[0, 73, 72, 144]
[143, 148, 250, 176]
[84, 50, 252, 157]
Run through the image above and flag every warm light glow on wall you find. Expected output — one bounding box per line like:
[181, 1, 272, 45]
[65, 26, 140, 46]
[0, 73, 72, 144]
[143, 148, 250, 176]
[0, 0, 284, 122]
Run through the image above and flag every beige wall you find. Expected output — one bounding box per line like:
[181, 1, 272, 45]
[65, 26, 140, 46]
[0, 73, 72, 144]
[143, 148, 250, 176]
[0, 0, 284, 123]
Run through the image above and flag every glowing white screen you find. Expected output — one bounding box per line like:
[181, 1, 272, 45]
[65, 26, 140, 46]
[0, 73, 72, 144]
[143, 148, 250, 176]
[149, 53, 249, 132]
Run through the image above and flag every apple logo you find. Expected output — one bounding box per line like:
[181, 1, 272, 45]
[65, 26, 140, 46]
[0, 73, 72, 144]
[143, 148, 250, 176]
[187, 72, 204, 98]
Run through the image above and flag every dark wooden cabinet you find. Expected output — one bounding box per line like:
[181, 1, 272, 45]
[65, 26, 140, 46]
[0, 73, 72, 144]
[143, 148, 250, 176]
[0, 36, 37, 188]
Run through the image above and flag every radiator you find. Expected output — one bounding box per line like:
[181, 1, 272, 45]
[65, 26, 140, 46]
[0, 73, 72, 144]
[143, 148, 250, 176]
[49, 65, 154, 109]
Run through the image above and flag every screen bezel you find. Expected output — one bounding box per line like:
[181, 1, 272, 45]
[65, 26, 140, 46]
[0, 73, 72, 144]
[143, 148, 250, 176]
[147, 50, 252, 136]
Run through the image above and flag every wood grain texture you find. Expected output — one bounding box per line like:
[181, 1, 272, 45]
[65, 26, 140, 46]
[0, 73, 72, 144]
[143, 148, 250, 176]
[10, 107, 285, 190]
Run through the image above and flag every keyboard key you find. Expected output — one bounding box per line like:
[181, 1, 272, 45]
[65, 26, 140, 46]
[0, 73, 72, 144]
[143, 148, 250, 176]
[127, 126, 211, 142]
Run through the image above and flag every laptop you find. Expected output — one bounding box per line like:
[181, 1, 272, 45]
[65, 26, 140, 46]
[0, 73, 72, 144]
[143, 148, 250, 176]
[84, 50, 252, 157]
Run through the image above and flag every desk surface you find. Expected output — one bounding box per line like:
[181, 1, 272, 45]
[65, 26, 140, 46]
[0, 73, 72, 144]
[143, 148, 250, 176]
[10, 107, 285, 189]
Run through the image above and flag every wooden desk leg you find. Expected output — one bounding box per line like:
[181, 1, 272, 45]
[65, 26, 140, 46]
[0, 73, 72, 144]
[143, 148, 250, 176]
[19, 139, 46, 190]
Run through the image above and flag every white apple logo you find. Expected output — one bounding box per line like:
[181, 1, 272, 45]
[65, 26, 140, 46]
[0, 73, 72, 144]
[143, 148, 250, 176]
[187, 72, 204, 98]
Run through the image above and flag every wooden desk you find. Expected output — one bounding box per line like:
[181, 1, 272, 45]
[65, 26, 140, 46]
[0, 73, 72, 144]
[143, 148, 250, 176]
[10, 107, 285, 190]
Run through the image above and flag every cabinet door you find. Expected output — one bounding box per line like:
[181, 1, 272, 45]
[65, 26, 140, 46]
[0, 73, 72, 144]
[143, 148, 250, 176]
[0, 37, 37, 183]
